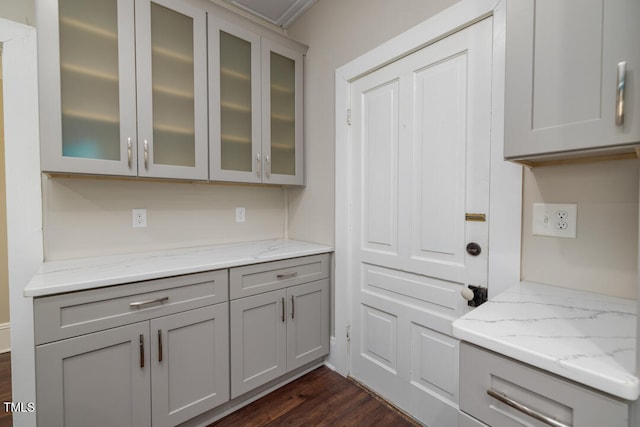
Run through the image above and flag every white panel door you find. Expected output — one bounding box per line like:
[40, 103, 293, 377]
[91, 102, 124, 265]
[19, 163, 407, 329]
[349, 18, 493, 427]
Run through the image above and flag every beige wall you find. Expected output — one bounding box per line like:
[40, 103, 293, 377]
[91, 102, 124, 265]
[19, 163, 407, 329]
[286, 0, 459, 245]
[522, 160, 639, 298]
[0, 55, 9, 325]
[0, 0, 34, 26]
[43, 177, 286, 259]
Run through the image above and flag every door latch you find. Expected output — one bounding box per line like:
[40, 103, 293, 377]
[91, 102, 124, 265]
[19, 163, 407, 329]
[461, 285, 488, 307]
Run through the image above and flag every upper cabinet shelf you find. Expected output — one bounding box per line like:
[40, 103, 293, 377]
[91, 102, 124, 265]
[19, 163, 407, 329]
[504, 0, 640, 163]
[38, 0, 307, 185]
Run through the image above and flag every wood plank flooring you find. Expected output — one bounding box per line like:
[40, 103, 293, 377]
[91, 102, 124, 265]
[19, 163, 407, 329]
[0, 354, 417, 427]
[211, 367, 419, 427]
[0, 352, 11, 427]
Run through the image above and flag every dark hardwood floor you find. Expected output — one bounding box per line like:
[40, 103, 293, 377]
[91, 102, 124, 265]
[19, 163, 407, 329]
[0, 354, 416, 427]
[0, 352, 11, 427]
[211, 367, 418, 427]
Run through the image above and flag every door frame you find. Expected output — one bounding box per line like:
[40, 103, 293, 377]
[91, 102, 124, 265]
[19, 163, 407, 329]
[1, 17, 44, 427]
[331, 0, 522, 376]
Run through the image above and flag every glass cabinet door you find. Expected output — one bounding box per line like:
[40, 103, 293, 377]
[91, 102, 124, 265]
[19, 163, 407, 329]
[209, 18, 261, 183]
[135, 0, 208, 180]
[262, 40, 304, 185]
[38, 0, 137, 175]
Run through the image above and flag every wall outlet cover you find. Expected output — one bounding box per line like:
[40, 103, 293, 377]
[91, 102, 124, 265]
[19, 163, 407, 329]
[132, 209, 147, 228]
[532, 203, 577, 238]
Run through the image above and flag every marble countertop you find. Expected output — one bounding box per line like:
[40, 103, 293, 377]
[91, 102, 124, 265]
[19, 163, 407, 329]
[25, 239, 333, 297]
[452, 281, 638, 400]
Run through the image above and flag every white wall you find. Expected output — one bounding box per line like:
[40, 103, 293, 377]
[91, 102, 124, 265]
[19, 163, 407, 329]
[521, 159, 639, 299]
[286, 0, 459, 246]
[43, 176, 287, 260]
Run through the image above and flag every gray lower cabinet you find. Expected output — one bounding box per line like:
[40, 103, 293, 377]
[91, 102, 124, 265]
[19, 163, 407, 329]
[34, 271, 230, 427]
[459, 342, 629, 427]
[230, 278, 329, 398]
[36, 322, 152, 427]
[151, 305, 229, 427]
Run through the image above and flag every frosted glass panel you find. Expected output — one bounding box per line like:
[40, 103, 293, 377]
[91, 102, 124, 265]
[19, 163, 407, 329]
[150, 3, 195, 167]
[270, 52, 295, 176]
[220, 31, 252, 172]
[59, 0, 120, 160]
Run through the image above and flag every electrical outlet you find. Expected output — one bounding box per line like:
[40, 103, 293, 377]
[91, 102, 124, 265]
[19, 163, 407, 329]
[532, 203, 577, 238]
[235, 207, 246, 223]
[132, 209, 147, 228]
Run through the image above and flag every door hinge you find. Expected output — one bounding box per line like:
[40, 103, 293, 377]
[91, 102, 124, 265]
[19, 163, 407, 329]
[347, 109, 352, 126]
[346, 324, 351, 341]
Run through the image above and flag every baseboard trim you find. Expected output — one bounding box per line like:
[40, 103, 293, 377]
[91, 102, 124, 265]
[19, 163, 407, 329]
[0, 322, 10, 353]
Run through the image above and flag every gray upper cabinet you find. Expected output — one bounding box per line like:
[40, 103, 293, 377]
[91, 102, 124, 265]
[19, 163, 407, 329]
[504, 0, 640, 160]
[38, 0, 208, 180]
[209, 18, 305, 185]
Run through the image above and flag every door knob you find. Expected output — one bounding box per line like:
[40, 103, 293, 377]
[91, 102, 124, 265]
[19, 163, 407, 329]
[461, 285, 488, 307]
[466, 242, 481, 256]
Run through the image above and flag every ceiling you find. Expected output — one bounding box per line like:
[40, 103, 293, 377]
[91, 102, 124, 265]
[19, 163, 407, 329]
[221, 0, 317, 28]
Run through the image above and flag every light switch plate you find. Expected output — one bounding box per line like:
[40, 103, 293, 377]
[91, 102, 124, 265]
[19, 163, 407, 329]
[532, 203, 577, 238]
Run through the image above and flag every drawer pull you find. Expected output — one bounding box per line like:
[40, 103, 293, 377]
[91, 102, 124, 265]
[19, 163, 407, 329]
[276, 272, 298, 280]
[129, 296, 169, 309]
[616, 61, 626, 126]
[487, 389, 569, 427]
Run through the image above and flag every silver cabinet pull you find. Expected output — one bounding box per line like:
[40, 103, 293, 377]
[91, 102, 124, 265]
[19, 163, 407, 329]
[256, 153, 261, 178]
[139, 334, 145, 368]
[129, 296, 169, 309]
[487, 389, 569, 427]
[291, 295, 295, 319]
[144, 139, 149, 170]
[277, 272, 298, 280]
[266, 154, 271, 178]
[158, 330, 163, 363]
[127, 137, 132, 169]
[281, 297, 285, 322]
[616, 61, 627, 126]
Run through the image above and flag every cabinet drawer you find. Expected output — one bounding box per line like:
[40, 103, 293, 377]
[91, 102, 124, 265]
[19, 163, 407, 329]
[35, 270, 228, 345]
[460, 343, 628, 427]
[229, 254, 329, 299]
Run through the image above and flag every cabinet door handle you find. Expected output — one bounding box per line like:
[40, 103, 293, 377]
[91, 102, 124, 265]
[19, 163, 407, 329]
[139, 334, 145, 368]
[127, 137, 132, 169]
[144, 139, 149, 170]
[616, 61, 627, 126]
[487, 389, 569, 427]
[281, 297, 285, 322]
[158, 330, 163, 363]
[266, 155, 271, 178]
[256, 153, 261, 178]
[277, 272, 298, 280]
[291, 295, 295, 319]
[129, 296, 169, 309]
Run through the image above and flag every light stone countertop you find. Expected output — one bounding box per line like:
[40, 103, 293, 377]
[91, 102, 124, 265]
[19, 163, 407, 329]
[452, 281, 638, 400]
[25, 239, 333, 297]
